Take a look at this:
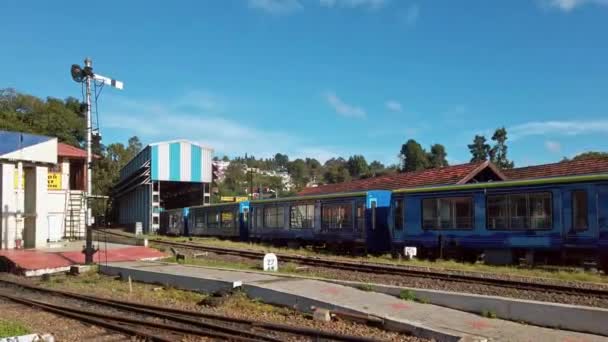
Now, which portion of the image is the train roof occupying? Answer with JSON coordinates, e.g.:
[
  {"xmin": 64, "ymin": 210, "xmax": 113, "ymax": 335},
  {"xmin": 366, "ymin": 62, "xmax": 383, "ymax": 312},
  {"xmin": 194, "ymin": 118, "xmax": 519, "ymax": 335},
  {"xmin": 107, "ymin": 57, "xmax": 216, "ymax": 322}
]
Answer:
[{"xmin": 393, "ymin": 172, "xmax": 608, "ymax": 194}]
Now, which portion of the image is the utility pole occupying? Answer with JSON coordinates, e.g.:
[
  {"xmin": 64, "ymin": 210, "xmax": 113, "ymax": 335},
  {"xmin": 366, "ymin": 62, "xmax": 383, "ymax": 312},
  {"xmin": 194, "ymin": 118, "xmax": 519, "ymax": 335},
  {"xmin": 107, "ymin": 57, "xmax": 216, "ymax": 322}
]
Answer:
[
  {"xmin": 84, "ymin": 58, "xmax": 94, "ymax": 264},
  {"xmin": 71, "ymin": 57, "xmax": 123, "ymax": 265}
]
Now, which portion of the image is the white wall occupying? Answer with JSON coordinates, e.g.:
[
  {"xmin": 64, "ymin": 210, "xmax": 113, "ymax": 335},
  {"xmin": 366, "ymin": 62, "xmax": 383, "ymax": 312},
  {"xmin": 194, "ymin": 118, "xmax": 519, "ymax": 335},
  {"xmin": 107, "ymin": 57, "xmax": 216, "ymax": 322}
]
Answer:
[{"xmin": 1, "ymin": 163, "xmax": 17, "ymax": 249}]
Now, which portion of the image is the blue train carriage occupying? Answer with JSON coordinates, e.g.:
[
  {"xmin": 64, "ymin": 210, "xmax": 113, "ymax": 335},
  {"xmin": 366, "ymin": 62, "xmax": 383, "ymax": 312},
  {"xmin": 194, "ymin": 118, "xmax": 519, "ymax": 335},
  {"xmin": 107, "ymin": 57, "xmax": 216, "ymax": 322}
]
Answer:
[
  {"xmin": 389, "ymin": 173, "xmax": 608, "ymax": 270},
  {"xmin": 248, "ymin": 190, "xmax": 391, "ymax": 253},
  {"xmin": 159, "ymin": 207, "xmax": 189, "ymax": 236},
  {"xmin": 187, "ymin": 201, "xmax": 250, "ymax": 240}
]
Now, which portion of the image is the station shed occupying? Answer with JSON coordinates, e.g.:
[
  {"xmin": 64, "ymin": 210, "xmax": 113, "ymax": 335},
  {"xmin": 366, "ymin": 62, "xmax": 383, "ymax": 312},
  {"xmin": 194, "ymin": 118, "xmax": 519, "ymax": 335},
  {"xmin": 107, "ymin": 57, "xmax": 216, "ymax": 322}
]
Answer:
[
  {"xmin": 114, "ymin": 140, "xmax": 213, "ymax": 233},
  {"xmin": 1, "ymin": 131, "xmax": 56, "ymax": 249}
]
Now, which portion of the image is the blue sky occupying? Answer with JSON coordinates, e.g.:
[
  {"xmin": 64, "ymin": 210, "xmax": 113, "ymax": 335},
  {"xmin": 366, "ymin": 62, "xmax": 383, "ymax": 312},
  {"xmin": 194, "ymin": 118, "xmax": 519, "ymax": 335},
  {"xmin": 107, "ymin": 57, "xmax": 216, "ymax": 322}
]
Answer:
[{"xmin": 1, "ymin": 0, "xmax": 607, "ymax": 166}]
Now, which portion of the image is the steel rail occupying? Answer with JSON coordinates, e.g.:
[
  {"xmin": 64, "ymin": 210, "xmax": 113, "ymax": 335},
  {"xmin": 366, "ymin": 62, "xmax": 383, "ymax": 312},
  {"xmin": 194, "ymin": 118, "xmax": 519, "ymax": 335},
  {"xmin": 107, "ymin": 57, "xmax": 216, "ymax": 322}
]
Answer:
[
  {"xmin": 93, "ymin": 228, "xmax": 608, "ymax": 298},
  {"xmin": 0, "ymin": 279, "xmax": 384, "ymax": 342},
  {"xmin": 0, "ymin": 294, "xmax": 175, "ymax": 342}
]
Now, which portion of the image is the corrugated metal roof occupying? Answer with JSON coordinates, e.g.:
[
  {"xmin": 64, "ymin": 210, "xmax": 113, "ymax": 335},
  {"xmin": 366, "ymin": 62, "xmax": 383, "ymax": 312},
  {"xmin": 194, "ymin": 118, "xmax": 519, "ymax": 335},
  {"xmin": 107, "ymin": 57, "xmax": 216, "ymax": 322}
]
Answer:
[{"xmin": 0, "ymin": 130, "xmax": 52, "ymax": 155}]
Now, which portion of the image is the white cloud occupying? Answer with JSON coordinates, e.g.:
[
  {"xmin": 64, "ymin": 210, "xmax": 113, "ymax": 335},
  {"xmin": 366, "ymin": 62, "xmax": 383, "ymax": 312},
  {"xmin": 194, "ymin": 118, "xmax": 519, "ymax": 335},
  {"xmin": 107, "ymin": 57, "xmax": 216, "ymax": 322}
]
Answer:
[
  {"xmin": 403, "ymin": 4, "xmax": 419, "ymax": 25},
  {"xmin": 248, "ymin": 0, "xmax": 303, "ymax": 15},
  {"xmin": 385, "ymin": 100, "xmax": 403, "ymax": 112},
  {"xmin": 542, "ymin": 0, "xmax": 608, "ymax": 11},
  {"xmin": 545, "ymin": 140, "xmax": 562, "ymax": 153},
  {"xmin": 324, "ymin": 91, "xmax": 366, "ymax": 118},
  {"xmin": 509, "ymin": 119, "xmax": 608, "ymax": 140},
  {"xmin": 101, "ymin": 92, "xmax": 340, "ymax": 162},
  {"xmin": 319, "ymin": 0, "xmax": 387, "ymax": 9}
]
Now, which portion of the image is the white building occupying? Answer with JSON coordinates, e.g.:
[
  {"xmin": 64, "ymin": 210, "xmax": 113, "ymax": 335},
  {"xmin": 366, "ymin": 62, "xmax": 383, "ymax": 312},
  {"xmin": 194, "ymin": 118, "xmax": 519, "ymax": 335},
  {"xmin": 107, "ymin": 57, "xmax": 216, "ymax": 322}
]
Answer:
[
  {"xmin": 0, "ymin": 131, "xmax": 90, "ymax": 249},
  {"xmin": 212, "ymin": 160, "xmax": 231, "ymax": 182}
]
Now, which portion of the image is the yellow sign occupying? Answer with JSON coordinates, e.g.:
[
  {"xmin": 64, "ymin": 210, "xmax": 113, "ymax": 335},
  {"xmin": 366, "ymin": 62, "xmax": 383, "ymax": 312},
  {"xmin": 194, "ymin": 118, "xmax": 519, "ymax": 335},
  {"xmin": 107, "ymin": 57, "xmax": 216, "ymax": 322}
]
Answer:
[
  {"xmin": 221, "ymin": 212, "xmax": 234, "ymax": 221},
  {"xmin": 221, "ymin": 196, "xmax": 249, "ymax": 202},
  {"xmin": 13, "ymin": 172, "xmax": 62, "ymax": 190},
  {"xmin": 13, "ymin": 172, "xmax": 24, "ymax": 189},
  {"xmin": 48, "ymin": 172, "xmax": 62, "ymax": 190}
]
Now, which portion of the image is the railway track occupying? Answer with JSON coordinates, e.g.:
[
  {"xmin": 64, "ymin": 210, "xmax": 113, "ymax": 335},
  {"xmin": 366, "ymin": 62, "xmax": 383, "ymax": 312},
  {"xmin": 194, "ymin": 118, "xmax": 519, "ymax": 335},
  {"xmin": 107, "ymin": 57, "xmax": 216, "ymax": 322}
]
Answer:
[
  {"xmin": 94, "ymin": 229, "xmax": 608, "ymax": 299},
  {"xmin": 0, "ymin": 278, "xmax": 382, "ymax": 342}
]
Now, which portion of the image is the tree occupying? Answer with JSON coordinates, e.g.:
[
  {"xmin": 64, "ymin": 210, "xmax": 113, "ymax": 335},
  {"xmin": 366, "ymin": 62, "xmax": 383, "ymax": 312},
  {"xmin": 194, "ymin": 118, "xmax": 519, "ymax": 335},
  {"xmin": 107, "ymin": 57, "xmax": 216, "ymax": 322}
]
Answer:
[
  {"xmin": 287, "ymin": 158, "xmax": 308, "ymax": 189},
  {"xmin": 572, "ymin": 151, "xmax": 608, "ymax": 161},
  {"xmin": 428, "ymin": 144, "xmax": 448, "ymax": 168},
  {"xmin": 468, "ymin": 135, "xmax": 491, "ymax": 162},
  {"xmin": 400, "ymin": 139, "xmax": 429, "ymax": 172},
  {"xmin": 323, "ymin": 158, "xmax": 351, "ymax": 184},
  {"xmin": 347, "ymin": 155, "xmax": 369, "ymax": 178},
  {"xmin": 274, "ymin": 153, "xmax": 289, "ymax": 170},
  {"xmin": 490, "ymin": 127, "xmax": 514, "ymax": 169}
]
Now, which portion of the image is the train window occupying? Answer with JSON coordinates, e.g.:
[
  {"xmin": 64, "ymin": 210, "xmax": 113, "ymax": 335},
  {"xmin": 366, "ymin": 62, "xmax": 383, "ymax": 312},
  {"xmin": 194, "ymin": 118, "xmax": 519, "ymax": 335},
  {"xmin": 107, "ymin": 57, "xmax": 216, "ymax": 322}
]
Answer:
[
  {"xmin": 207, "ymin": 211, "xmax": 219, "ymax": 228},
  {"xmin": 394, "ymin": 199, "xmax": 404, "ymax": 230},
  {"xmin": 322, "ymin": 203, "xmax": 353, "ymax": 230},
  {"xmin": 422, "ymin": 197, "xmax": 472, "ymax": 230},
  {"xmin": 356, "ymin": 204, "xmax": 365, "ymax": 231},
  {"xmin": 487, "ymin": 195, "xmax": 508, "ymax": 229},
  {"xmin": 221, "ymin": 211, "xmax": 234, "ymax": 229},
  {"xmin": 290, "ymin": 203, "xmax": 315, "ymax": 229},
  {"xmin": 572, "ymin": 190, "xmax": 588, "ymax": 231},
  {"xmin": 264, "ymin": 206, "xmax": 284, "ymax": 228},
  {"xmin": 255, "ymin": 208, "xmax": 263, "ymax": 228},
  {"xmin": 487, "ymin": 192, "xmax": 552, "ymax": 230},
  {"xmin": 194, "ymin": 213, "xmax": 205, "ymax": 228}
]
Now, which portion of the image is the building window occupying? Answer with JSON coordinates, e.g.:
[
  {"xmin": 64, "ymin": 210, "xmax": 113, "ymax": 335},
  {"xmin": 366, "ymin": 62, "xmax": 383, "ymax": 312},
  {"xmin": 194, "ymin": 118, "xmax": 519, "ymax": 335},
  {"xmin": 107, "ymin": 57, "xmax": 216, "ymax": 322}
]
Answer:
[
  {"xmin": 207, "ymin": 211, "xmax": 219, "ymax": 228},
  {"xmin": 264, "ymin": 206, "xmax": 284, "ymax": 228},
  {"xmin": 572, "ymin": 190, "xmax": 588, "ymax": 231},
  {"xmin": 356, "ymin": 203, "xmax": 365, "ymax": 231},
  {"xmin": 394, "ymin": 199, "xmax": 404, "ymax": 230},
  {"xmin": 221, "ymin": 211, "xmax": 234, "ymax": 229},
  {"xmin": 322, "ymin": 203, "xmax": 352, "ymax": 230},
  {"xmin": 422, "ymin": 197, "xmax": 473, "ymax": 230},
  {"xmin": 290, "ymin": 203, "xmax": 314, "ymax": 229},
  {"xmin": 487, "ymin": 192, "xmax": 552, "ymax": 230}
]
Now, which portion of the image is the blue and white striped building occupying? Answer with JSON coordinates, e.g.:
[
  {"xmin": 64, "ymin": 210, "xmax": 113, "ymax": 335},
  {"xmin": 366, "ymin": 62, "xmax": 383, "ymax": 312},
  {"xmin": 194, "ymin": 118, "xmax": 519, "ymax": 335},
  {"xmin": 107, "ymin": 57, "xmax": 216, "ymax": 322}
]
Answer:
[{"xmin": 115, "ymin": 140, "xmax": 213, "ymax": 233}]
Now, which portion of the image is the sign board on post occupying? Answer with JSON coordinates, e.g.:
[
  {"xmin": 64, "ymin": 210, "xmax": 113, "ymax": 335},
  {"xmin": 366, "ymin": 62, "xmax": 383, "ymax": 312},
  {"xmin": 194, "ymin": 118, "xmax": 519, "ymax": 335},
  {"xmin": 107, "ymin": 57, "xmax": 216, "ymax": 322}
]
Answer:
[
  {"xmin": 263, "ymin": 253, "xmax": 278, "ymax": 272},
  {"xmin": 220, "ymin": 196, "xmax": 235, "ymax": 202},
  {"xmin": 404, "ymin": 247, "xmax": 417, "ymax": 260}
]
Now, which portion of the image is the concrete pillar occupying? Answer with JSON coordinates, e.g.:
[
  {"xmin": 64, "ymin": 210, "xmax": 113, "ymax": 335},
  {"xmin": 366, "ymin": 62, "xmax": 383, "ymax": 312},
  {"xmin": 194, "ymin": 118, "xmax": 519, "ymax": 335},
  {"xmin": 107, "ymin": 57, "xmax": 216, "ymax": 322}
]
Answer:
[
  {"xmin": 35, "ymin": 166, "xmax": 49, "ymax": 247},
  {"xmin": 1, "ymin": 163, "xmax": 17, "ymax": 249}
]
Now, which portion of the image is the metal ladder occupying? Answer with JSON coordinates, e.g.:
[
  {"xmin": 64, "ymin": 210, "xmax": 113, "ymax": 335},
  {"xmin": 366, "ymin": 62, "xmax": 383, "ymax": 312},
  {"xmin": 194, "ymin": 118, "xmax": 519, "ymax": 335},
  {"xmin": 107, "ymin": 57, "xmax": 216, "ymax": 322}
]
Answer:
[{"xmin": 65, "ymin": 191, "xmax": 85, "ymax": 240}]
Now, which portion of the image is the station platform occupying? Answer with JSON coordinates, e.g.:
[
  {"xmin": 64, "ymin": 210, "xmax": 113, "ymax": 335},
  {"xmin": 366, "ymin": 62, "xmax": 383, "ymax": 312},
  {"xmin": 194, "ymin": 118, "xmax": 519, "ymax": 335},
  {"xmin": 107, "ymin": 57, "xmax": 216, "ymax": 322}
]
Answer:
[
  {"xmin": 100, "ymin": 261, "xmax": 608, "ymax": 342},
  {"xmin": 0, "ymin": 242, "xmax": 165, "ymax": 276}
]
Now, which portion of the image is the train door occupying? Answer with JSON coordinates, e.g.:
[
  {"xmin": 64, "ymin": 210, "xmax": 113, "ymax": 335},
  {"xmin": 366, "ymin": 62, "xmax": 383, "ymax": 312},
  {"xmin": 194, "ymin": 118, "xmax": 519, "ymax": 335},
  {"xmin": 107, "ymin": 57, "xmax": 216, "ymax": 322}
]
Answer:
[
  {"xmin": 392, "ymin": 198, "xmax": 405, "ymax": 240},
  {"xmin": 563, "ymin": 186, "xmax": 598, "ymax": 253}
]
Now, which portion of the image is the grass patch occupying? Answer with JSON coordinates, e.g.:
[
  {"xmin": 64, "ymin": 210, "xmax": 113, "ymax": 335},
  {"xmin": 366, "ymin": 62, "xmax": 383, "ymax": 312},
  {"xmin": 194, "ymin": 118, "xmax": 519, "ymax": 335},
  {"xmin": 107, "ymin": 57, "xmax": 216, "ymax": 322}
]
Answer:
[
  {"xmin": 38, "ymin": 267, "xmax": 206, "ymax": 304},
  {"xmin": 0, "ymin": 319, "xmax": 30, "ymax": 338},
  {"xmin": 481, "ymin": 309, "xmax": 497, "ymax": 319},
  {"xmin": 356, "ymin": 283, "xmax": 375, "ymax": 292},
  {"xmin": 399, "ymin": 289, "xmax": 417, "ymax": 301},
  {"xmin": 221, "ymin": 291, "xmax": 289, "ymax": 316}
]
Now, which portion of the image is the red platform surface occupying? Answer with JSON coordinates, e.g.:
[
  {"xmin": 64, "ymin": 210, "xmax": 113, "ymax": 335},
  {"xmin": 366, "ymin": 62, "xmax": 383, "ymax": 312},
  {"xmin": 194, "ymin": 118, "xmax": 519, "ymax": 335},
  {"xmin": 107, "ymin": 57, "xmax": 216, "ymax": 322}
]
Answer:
[
  {"xmin": 60, "ymin": 246, "xmax": 165, "ymax": 264},
  {"xmin": 0, "ymin": 246, "xmax": 165, "ymax": 275},
  {"xmin": 0, "ymin": 250, "xmax": 73, "ymax": 271}
]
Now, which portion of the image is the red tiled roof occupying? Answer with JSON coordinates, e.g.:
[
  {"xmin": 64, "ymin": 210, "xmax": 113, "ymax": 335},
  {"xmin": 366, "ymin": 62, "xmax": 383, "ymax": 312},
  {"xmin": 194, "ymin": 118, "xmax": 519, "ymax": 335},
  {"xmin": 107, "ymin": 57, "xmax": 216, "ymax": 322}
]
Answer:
[
  {"xmin": 298, "ymin": 161, "xmax": 501, "ymax": 196},
  {"xmin": 504, "ymin": 157, "xmax": 608, "ymax": 180},
  {"xmin": 58, "ymin": 142, "xmax": 87, "ymax": 159}
]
